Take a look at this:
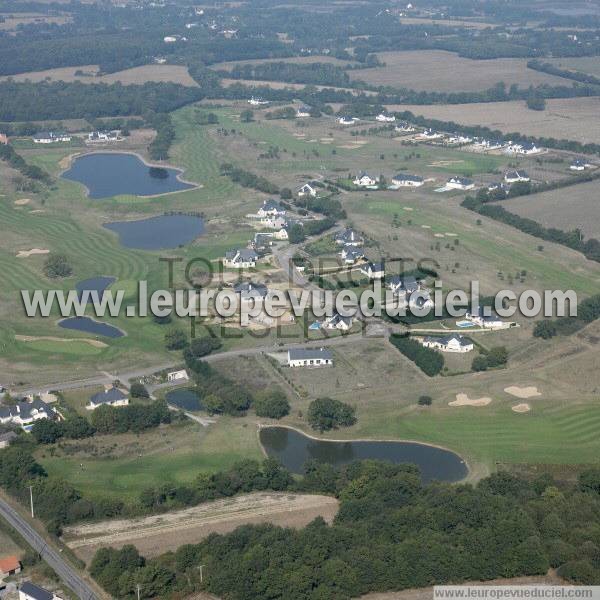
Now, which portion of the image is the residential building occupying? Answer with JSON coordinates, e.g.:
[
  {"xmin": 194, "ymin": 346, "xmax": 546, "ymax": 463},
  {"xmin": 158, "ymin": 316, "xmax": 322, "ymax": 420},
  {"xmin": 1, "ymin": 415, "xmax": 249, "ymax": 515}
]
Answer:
[
  {"xmin": 394, "ymin": 122, "xmax": 416, "ymax": 133},
  {"xmin": 337, "ymin": 116, "xmax": 356, "ymax": 125},
  {"xmin": 339, "ymin": 245, "xmax": 365, "ymax": 264},
  {"xmin": 296, "ymin": 106, "xmax": 311, "ymax": 118},
  {"xmin": 504, "ymin": 170, "xmax": 530, "ymax": 183},
  {"xmin": 477, "ymin": 139, "xmax": 505, "ymax": 151},
  {"xmin": 353, "ymin": 172, "xmax": 378, "ymax": 187},
  {"xmin": 570, "ymin": 159, "xmax": 592, "ymax": 171},
  {"xmin": 418, "ymin": 128, "xmax": 443, "ymax": 140},
  {"xmin": 19, "ymin": 582, "xmax": 62, "ymax": 600},
  {"xmin": 274, "ymin": 226, "xmax": 289, "ymax": 240},
  {"xmin": 376, "ymin": 112, "xmax": 396, "ymax": 123},
  {"xmin": 297, "ymin": 183, "xmax": 317, "ymax": 197},
  {"xmin": 233, "ymin": 281, "xmax": 268, "ymax": 302},
  {"xmin": 506, "ymin": 141, "xmax": 542, "ymax": 155},
  {"xmin": 32, "ymin": 132, "xmax": 71, "ymax": 144},
  {"xmin": 167, "ymin": 369, "xmax": 189, "ymax": 382},
  {"xmin": 361, "ymin": 261, "xmax": 385, "ymax": 280},
  {"xmin": 422, "ymin": 334, "xmax": 474, "ymax": 353},
  {"xmin": 391, "ymin": 173, "xmax": 424, "ymax": 187},
  {"xmin": 387, "ymin": 275, "xmax": 420, "ymax": 296},
  {"xmin": 87, "ymin": 387, "xmax": 129, "ymax": 411},
  {"xmin": 260, "ymin": 215, "xmax": 287, "ymax": 229},
  {"xmin": 0, "ymin": 431, "xmax": 17, "ymax": 449},
  {"xmin": 447, "ymin": 176, "xmax": 475, "ymax": 190},
  {"xmin": 87, "ymin": 130, "xmax": 119, "ymax": 143},
  {"xmin": 257, "ymin": 199, "xmax": 286, "ymax": 218},
  {"xmin": 466, "ymin": 307, "xmax": 507, "ymax": 329},
  {"xmin": 0, "ymin": 400, "xmax": 57, "ymax": 432},
  {"xmin": 335, "ymin": 228, "xmax": 364, "ymax": 246},
  {"xmin": 248, "ymin": 97, "xmax": 269, "ymax": 106},
  {"xmin": 446, "ymin": 133, "xmax": 472, "ymax": 144},
  {"xmin": 323, "ymin": 312, "xmax": 353, "ymax": 331},
  {"xmin": 224, "ymin": 248, "xmax": 259, "ymax": 268},
  {"xmin": 288, "ymin": 347, "xmax": 333, "ymax": 367},
  {"xmin": 0, "ymin": 556, "xmax": 21, "ymax": 578},
  {"xmin": 251, "ymin": 232, "xmax": 274, "ymax": 251}
]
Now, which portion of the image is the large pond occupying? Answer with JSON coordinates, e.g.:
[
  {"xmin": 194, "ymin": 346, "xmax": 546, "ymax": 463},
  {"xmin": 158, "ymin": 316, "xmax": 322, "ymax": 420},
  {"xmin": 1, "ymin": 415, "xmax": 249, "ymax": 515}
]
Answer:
[
  {"xmin": 58, "ymin": 316, "xmax": 125, "ymax": 338},
  {"xmin": 259, "ymin": 427, "xmax": 468, "ymax": 483},
  {"xmin": 165, "ymin": 388, "xmax": 203, "ymax": 411},
  {"xmin": 103, "ymin": 214, "xmax": 204, "ymax": 250},
  {"xmin": 62, "ymin": 153, "xmax": 195, "ymax": 199}
]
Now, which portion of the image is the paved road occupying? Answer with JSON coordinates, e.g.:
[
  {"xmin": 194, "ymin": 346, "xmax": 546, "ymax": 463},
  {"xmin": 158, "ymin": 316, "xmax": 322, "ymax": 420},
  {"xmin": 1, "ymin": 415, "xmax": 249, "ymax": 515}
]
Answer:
[{"xmin": 0, "ymin": 498, "xmax": 98, "ymax": 600}]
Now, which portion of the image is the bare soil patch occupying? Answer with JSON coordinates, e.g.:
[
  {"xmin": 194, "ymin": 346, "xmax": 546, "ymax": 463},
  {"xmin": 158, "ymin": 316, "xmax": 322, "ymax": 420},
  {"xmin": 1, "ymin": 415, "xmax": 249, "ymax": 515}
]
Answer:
[
  {"xmin": 504, "ymin": 386, "xmax": 541, "ymax": 399},
  {"xmin": 350, "ymin": 51, "xmax": 569, "ymax": 91},
  {"xmin": 449, "ymin": 393, "xmax": 492, "ymax": 407},
  {"xmin": 64, "ymin": 492, "xmax": 339, "ymax": 562}
]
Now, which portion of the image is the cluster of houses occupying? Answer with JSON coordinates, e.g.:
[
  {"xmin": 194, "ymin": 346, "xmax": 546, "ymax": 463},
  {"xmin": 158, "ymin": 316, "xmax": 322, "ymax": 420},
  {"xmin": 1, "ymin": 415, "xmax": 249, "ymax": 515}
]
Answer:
[{"xmin": 352, "ymin": 171, "xmax": 476, "ymax": 191}]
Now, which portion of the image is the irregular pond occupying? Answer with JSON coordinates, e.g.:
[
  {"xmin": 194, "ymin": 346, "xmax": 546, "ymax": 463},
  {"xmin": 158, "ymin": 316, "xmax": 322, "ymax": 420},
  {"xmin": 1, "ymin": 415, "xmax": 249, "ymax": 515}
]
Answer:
[
  {"xmin": 76, "ymin": 276, "xmax": 116, "ymax": 303},
  {"xmin": 259, "ymin": 427, "xmax": 468, "ymax": 483},
  {"xmin": 103, "ymin": 214, "xmax": 204, "ymax": 250},
  {"xmin": 165, "ymin": 388, "xmax": 203, "ymax": 411},
  {"xmin": 58, "ymin": 316, "xmax": 125, "ymax": 338},
  {"xmin": 62, "ymin": 153, "xmax": 195, "ymax": 199}
]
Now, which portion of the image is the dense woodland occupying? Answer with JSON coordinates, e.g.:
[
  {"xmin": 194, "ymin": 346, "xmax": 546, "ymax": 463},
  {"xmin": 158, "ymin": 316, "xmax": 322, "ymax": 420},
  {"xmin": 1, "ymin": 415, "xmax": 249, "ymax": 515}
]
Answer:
[{"xmin": 89, "ymin": 466, "xmax": 600, "ymax": 599}]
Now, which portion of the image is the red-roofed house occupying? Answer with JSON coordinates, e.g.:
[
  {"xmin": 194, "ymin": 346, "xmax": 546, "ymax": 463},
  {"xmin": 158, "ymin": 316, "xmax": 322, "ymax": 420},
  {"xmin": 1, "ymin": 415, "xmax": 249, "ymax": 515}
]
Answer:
[{"xmin": 0, "ymin": 555, "xmax": 22, "ymax": 578}]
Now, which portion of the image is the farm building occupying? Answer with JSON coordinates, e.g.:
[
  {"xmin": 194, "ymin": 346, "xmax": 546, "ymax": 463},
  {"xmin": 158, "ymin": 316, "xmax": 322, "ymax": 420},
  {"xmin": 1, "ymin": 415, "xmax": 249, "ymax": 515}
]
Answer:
[
  {"xmin": 288, "ymin": 347, "xmax": 333, "ymax": 367},
  {"xmin": 570, "ymin": 159, "xmax": 592, "ymax": 171}
]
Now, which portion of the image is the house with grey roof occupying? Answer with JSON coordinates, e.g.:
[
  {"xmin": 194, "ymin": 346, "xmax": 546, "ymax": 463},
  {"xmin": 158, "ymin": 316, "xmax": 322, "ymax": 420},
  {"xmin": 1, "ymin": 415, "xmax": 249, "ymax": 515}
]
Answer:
[
  {"xmin": 257, "ymin": 200, "xmax": 286, "ymax": 218},
  {"xmin": 353, "ymin": 172, "xmax": 378, "ymax": 187},
  {"xmin": 288, "ymin": 347, "xmax": 333, "ymax": 367},
  {"xmin": 224, "ymin": 248, "xmax": 259, "ymax": 269},
  {"xmin": 422, "ymin": 334, "xmax": 473, "ymax": 353},
  {"xmin": 0, "ymin": 399, "xmax": 57, "ymax": 432},
  {"xmin": 504, "ymin": 170, "xmax": 530, "ymax": 183},
  {"xmin": 391, "ymin": 173, "xmax": 424, "ymax": 188},
  {"xmin": 233, "ymin": 281, "xmax": 269, "ymax": 302},
  {"xmin": 339, "ymin": 245, "xmax": 366, "ymax": 265},
  {"xmin": 87, "ymin": 386, "xmax": 129, "ymax": 411},
  {"xmin": 323, "ymin": 312, "xmax": 353, "ymax": 331},
  {"xmin": 361, "ymin": 261, "xmax": 385, "ymax": 280},
  {"xmin": 19, "ymin": 581, "xmax": 62, "ymax": 600},
  {"xmin": 447, "ymin": 176, "xmax": 475, "ymax": 190},
  {"xmin": 335, "ymin": 228, "xmax": 363, "ymax": 247},
  {"xmin": 386, "ymin": 275, "xmax": 419, "ymax": 296}
]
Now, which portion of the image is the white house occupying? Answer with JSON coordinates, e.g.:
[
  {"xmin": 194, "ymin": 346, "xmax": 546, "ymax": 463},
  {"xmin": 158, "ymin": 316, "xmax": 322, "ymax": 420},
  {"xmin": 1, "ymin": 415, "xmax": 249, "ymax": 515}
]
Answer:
[
  {"xmin": 274, "ymin": 226, "xmax": 289, "ymax": 240},
  {"xmin": 361, "ymin": 261, "xmax": 385, "ymax": 280},
  {"xmin": 335, "ymin": 228, "xmax": 363, "ymax": 246},
  {"xmin": 288, "ymin": 347, "xmax": 333, "ymax": 367},
  {"xmin": 376, "ymin": 112, "xmax": 396, "ymax": 123},
  {"xmin": 447, "ymin": 176, "xmax": 475, "ymax": 190},
  {"xmin": 19, "ymin": 582, "xmax": 62, "ymax": 600},
  {"xmin": 297, "ymin": 183, "xmax": 317, "ymax": 197},
  {"xmin": 339, "ymin": 245, "xmax": 365, "ymax": 264},
  {"xmin": 224, "ymin": 248, "xmax": 259, "ymax": 268},
  {"xmin": 422, "ymin": 334, "xmax": 474, "ymax": 353},
  {"xmin": 323, "ymin": 312, "xmax": 353, "ymax": 331},
  {"xmin": 395, "ymin": 122, "xmax": 416, "ymax": 133},
  {"xmin": 248, "ymin": 97, "xmax": 269, "ymax": 106},
  {"xmin": 257, "ymin": 199, "xmax": 286, "ymax": 218},
  {"xmin": 0, "ymin": 399, "xmax": 57, "ymax": 432},
  {"xmin": 466, "ymin": 307, "xmax": 507, "ymax": 329},
  {"xmin": 337, "ymin": 116, "xmax": 357, "ymax": 125},
  {"xmin": 87, "ymin": 387, "xmax": 129, "ymax": 410},
  {"xmin": 418, "ymin": 128, "xmax": 443, "ymax": 140},
  {"xmin": 297, "ymin": 106, "xmax": 311, "ymax": 118},
  {"xmin": 570, "ymin": 159, "xmax": 592, "ymax": 171},
  {"xmin": 167, "ymin": 369, "xmax": 189, "ymax": 382},
  {"xmin": 446, "ymin": 133, "xmax": 472, "ymax": 145},
  {"xmin": 32, "ymin": 132, "xmax": 71, "ymax": 144},
  {"xmin": 391, "ymin": 173, "xmax": 424, "ymax": 187},
  {"xmin": 504, "ymin": 170, "xmax": 530, "ymax": 183},
  {"xmin": 506, "ymin": 141, "xmax": 542, "ymax": 155},
  {"xmin": 353, "ymin": 172, "xmax": 378, "ymax": 187},
  {"xmin": 477, "ymin": 139, "xmax": 505, "ymax": 151}
]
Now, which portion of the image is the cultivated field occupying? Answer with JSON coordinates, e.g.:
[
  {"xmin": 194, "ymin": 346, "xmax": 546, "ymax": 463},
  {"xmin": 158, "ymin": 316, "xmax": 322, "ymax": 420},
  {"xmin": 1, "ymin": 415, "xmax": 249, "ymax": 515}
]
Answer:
[
  {"xmin": 385, "ymin": 97, "xmax": 600, "ymax": 144},
  {"xmin": 0, "ymin": 64, "xmax": 199, "ymax": 86},
  {"xmin": 501, "ymin": 180, "xmax": 600, "ymax": 240},
  {"xmin": 212, "ymin": 55, "xmax": 358, "ymax": 71},
  {"xmin": 548, "ymin": 56, "xmax": 600, "ymax": 77},
  {"xmin": 349, "ymin": 51, "xmax": 570, "ymax": 91},
  {"xmin": 0, "ymin": 13, "xmax": 71, "ymax": 31},
  {"xmin": 63, "ymin": 492, "xmax": 339, "ymax": 562}
]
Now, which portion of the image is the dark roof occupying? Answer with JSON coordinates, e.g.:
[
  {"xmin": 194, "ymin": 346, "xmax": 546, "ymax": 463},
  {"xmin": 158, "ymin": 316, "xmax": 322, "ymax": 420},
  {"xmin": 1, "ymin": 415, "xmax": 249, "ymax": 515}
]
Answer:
[
  {"xmin": 388, "ymin": 275, "xmax": 418, "ymax": 293},
  {"xmin": 0, "ymin": 400, "xmax": 53, "ymax": 420},
  {"xmin": 233, "ymin": 282, "xmax": 268, "ymax": 297},
  {"xmin": 90, "ymin": 387, "xmax": 127, "ymax": 405},
  {"xmin": 392, "ymin": 173, "xmax": 423, "ymax": 182},
  {"xmin": 288, "ymin": 347, "xmax": 333, "ymax": 361},
  {"xmin": 20, "ymin": 582, "xmax": 54, "ymax": 600}
]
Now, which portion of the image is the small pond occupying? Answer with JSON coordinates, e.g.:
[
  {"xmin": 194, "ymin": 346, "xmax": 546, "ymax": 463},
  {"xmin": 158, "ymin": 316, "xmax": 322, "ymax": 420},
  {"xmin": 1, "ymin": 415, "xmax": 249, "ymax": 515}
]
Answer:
[
  {"xmin": 58, "ymin": 316, "xmax": 125, "ymax": 338},
  {"xmin": 103, "ymin": 214, "xmax": 204, "ymax": 250},
  {"xmin": 76, "ymin": 276, "xmax": 116, "ymax": 303},
  {"xmin": 259, "ymin": 427, "xmax": 468, "ymax": 483},
  {"xmin": 62, "ymin": 153, "xmax": 195, "ymax": 199},
  {"xmin": 165, "ymin": 388, "xmax": 203, "ymax": 411}
]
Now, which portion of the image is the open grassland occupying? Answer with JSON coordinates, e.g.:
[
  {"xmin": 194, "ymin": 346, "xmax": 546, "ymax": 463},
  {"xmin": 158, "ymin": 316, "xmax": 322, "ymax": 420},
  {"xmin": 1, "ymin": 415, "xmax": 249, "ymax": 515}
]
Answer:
[
  {"xmin": 0, "ymin": 64, "xmax": 198, "ymax": 86},
  {"xmin": 548, "ymin": 56, "xmax": 600, "ymax": 78},
  {"xmin": 37, "ymin": 418, "xmax": 263, "ymax": 501},
  {"xmin": 384, "ymin": 97, "xmax": 600, "ymax": 144},
  {"xmin": 501, "ymin": 180, "xmax": 600, "ymax": 240},
  {"xmin": 350, "ymin": 51, "xmax": 570, "ymax": 91}
]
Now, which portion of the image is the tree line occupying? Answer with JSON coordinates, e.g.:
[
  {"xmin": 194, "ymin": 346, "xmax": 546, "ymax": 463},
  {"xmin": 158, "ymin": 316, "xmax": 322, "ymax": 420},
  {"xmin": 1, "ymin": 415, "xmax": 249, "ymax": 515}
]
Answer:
[{"xmin": 389, "ymin": 334, "xmax": 445, "ymax": 377}]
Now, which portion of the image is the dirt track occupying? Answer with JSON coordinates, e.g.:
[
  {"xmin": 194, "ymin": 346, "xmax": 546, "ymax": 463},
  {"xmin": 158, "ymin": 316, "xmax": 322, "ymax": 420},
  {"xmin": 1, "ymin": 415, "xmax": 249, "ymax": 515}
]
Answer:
[{"xmin": 63, "ymin": 492, "xmax": 339, "ymax": 562}]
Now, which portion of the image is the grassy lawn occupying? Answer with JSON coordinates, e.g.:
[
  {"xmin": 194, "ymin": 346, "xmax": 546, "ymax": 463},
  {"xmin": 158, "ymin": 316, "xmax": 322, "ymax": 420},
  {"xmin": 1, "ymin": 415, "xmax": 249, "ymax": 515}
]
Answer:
[{"xmin": 37, "ymin": 418, "xmax": 263, "ymax": 501}]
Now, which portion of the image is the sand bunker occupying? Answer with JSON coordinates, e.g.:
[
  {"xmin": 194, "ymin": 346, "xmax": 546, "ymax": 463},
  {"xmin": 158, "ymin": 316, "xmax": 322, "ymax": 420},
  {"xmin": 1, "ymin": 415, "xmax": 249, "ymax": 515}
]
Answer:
[
  {"xmin": 504, "ymin": 386, "xmax": 541, "ymax": 399},
  {"xmin": 421, "ymin": 225, "xmax": 431, "ymax": 229},
  {"xmin": 449, "ymin": 393, "xmax": 492, "ymax": 407},
  {"xmin": 512, "ymin": 403, "xmax": 531, "ymax": 413},
  {"xmin": 16, "ymin": 335, "xmax": 108, "ymax": 348},
  {"xmin": 434, "ymin": 233, "xmax": 445, "ymax": 238},
  {"xmin": 14, "ymin": 198, "xmax": 31, "ymax": 205},
  {"xmin": 403, "ymin": 207, "xmax": 413, "ymax": 211},
  {"xmin": 29, "ymin": 209, "xmax": 45, "ymax": 214},
  {"xmin": 445, "ymin": 232, "xmax": 458, "ymax": 237},
  {"xmin": 16, "ymin": 248, "xmax": 49, "ymax": 258}
]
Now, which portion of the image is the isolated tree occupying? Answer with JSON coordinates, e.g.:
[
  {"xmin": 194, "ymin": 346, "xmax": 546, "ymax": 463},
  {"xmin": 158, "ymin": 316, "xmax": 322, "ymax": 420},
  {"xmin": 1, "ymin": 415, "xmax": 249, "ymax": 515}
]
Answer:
[
  {"xmin": 254, "ymin": 389, "xmax": 290, "ymax": 419},
  {"xmin": 130, "ymin": 382, "xmax": 149, "ymax": 399},
  {"xmin": 307, "ymin": 397, "xmax": 356, "ymax": 431},
  {"xmin": 472, "ymin": 356, "xmax": 488, "ymax": 372},
  {"xmin": 240, "ymin": 109, "xmax": 254, "ymax": 123}
]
